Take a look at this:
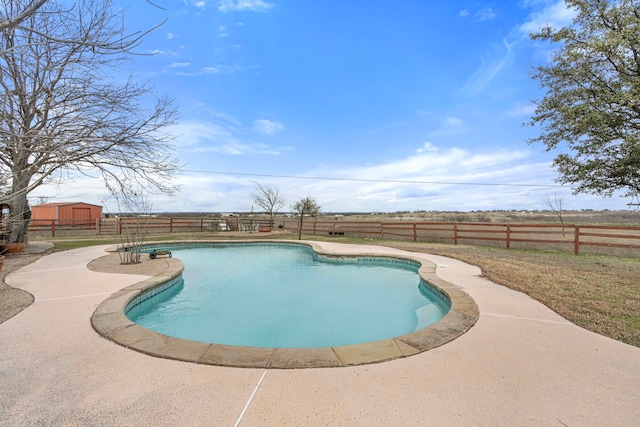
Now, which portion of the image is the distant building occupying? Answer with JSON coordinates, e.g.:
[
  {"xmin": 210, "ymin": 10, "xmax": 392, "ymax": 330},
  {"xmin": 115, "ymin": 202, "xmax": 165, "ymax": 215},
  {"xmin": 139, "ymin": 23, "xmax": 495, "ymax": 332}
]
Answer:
[{"xmin": 31, "ymin": 202, "xmax": 103, "ymax": 225}]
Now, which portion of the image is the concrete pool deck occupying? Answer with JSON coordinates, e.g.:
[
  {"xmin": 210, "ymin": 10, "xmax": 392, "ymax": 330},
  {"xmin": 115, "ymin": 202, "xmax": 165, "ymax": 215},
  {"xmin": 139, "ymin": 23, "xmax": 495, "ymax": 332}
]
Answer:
[{"xmin": 1, "ymin": 242, "xmax": 639, "ymax": 426}]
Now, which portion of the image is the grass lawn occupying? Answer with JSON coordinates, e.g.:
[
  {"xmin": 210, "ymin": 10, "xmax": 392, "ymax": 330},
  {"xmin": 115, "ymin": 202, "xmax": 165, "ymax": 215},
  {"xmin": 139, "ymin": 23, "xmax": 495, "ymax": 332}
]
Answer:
[
  {"xmin": 380, "ymin": 241, "xmax": 640, "ymax": 348},
  {"xmin": 38, "ymin": 232, "xmax": 640, "ymax": 348}
]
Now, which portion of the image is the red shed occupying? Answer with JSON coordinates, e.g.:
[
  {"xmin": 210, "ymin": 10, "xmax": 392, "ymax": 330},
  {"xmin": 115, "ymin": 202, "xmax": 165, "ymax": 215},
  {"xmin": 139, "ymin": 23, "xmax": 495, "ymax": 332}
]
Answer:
[{"xmin": 31, "ymin": 202, "xmax": 103, "ymax": 225}]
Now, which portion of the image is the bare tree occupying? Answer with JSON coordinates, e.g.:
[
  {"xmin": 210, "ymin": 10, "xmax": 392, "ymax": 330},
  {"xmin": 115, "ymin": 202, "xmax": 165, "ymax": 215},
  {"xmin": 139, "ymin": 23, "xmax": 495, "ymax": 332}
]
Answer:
[
  {"xmin": 115, "ymin": 189, "xmax": 152, "ymax": 265},
  {"xmin": 629, "ymin": 192, "xmax": 640, "ymax": 211},
  {"xmin": 0, "ymin": 1, "xmax": 164, "ymax": 49},
  {"xmin": 545, "ymin": 192, "xmax": 566, "ymax": 237},
  {"xmin": 34, "ymin": 196, "xmax": 49, "ymax": 205},
  {"xmin": 0, "ymin": 0, "xmax": 47, "ymax": 33},
  {"xmin": 0, "ymin": 0, "xmax": 179, "ymax": 244},
  {"xmin": 251, "ymin": 182, "xmax": 285, "ymax": 228},
  {"xmin": 292, "ymin": 195, "xmax": 320, "ymax": 240}
]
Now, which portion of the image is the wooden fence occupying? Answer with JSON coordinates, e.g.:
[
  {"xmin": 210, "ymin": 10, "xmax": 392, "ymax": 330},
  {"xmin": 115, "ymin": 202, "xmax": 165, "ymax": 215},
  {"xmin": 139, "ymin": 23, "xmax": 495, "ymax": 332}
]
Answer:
[
  {"xmin": 29, "ymin": 217, "xmax": 243, "ymax": 237},
  {"xmin": 281, "ymin": 219, "xmax": 640, "ymax": 257},
  {"xmin": 27, "ymin": 217, "xmax": 640, "ymax": 257}
]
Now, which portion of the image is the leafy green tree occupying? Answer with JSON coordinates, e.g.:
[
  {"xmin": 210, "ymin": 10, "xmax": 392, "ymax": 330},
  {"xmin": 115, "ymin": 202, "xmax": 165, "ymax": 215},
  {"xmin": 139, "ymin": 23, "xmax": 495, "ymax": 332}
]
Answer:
[
  {"xmin": 291, "ymin": 195, "xmax": 321, "ymax": 240},
  {"xmin": 527, "ymin": 0, "xmax": 640, "ymax": 200}
]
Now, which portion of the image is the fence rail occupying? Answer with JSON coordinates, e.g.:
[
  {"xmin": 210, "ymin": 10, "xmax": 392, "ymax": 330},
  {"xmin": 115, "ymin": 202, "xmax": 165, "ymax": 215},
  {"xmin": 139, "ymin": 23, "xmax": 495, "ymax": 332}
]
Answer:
[
  {"xmin": 26, "ymin": 217, "xmax": 640, "ymax": 257},
  {"xmin": 28, "ymin": 217, "xmax": 267, "ymax": 237},
  {"xmin": 281, "ymin": 219, "xmax": 640, "ymax": 257}
]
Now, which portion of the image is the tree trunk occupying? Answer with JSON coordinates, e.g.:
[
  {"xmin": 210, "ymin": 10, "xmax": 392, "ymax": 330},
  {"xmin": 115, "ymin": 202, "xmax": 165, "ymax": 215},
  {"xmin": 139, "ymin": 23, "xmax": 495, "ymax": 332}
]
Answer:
[
  {"xmin": 297, "ymin": 212, "xmax": 304, "ymax": 240},
  {"xmin": 6, "ymin": 172, "xmax": 32, "ymax": 244}
]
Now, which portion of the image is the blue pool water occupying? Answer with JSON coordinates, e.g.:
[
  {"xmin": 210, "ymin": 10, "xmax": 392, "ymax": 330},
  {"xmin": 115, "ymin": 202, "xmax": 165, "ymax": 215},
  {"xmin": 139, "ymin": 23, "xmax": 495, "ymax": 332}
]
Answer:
[{"xmin": 127, "ymin": 243, "xmax": 449, "ymax": 348}]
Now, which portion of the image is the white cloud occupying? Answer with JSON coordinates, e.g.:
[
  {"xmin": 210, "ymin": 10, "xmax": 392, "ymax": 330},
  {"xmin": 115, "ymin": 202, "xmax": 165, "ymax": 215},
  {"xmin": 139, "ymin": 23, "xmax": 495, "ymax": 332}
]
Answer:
[
  {"xmin": 194, "ymin": 1, "xmax": 206, "ymax": 9},
  {"xmin": 425, "ymin": 115, "xmax": 467, "ymax": 138},
  {"xmin": 170, "ymin": 120, "xmax": 238, "ymax": 149},
  {"xmin": 183, "ymin": 144, "xmax": 556, "ymax": 212},
  {"xmin": 193, "ymin": 105, "xmax": 243, "ymax": 128},
  {"xmin": 166, "ymin": 33, "xmax": 177, "ymax": 40},
  {"xmin": 169, "ymin": 118, "xmax": 282, "ymax": 157},
  {"xmin": 475, "ymin": 7, "xmax": 497, "ymax": 22},
  {"xmin": 459, "ymin": 38, "xmax": 515, "ymax": 95},
  {"xmin": 258, "ymin": 145, "xmax": 563, "ymax": 213},
  {"xmin": 253, "ymin": 119, "xmax": 284, "ymax": 135},
  {"xmin": 168, "ymin": 62, "xmax": 191, "ymax": 68},
  {"xmin": 444, "ymin": 116, "xmax": 463, "ymax": 127},
  {"xmin": 458, "ymin": 6, "xmax": 497, "ymax": 22},
  {"xmin": 218, "ymin": 0, "xmax": 274, "ymax": 13},
  {"xmin": 32, "ymin": 141, "xmax": 629, "ymax": 213},
  {"xmin": 416, "ymin": 142, "xmax": 438, "ymax": 154},
  {"xmin": 519, "ymin": 0, "xmax": 576, "ymax": 35},
  {"xmin": 174, "ymin": 64, "xmax": 259, "ymax": 76},
  {"xmin": 505, "ymin": 102, "xmax": 537, "ymax": 117},
  {"xmin": 201, "ymin": 65, "xmax": 241, "ymax": 74}
]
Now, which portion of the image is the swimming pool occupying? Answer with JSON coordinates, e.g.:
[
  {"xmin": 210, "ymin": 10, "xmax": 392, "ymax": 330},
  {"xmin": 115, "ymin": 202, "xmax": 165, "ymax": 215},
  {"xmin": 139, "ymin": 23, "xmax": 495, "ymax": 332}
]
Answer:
[
  {"xmin": 126, "ymin": 243, "xmax": 449, "ymax": 348},
  {"xmin": 92, "ymin": 240, "xmax": 479, "ymax": 368}
]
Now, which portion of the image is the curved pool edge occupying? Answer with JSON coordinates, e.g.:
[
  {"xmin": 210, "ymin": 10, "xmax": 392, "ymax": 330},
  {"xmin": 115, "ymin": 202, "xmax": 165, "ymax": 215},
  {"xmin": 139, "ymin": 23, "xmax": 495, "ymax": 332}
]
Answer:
[{"xmin": 91, "ymin": 240, "xmax": 479, "ymax": 369}]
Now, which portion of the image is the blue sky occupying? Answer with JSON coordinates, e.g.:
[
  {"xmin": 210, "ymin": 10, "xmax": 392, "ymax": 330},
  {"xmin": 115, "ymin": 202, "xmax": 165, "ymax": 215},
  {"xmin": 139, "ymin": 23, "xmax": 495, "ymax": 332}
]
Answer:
[{"xmin": 36, "ymin": 0, "xmax": 634, "ymax": 213}]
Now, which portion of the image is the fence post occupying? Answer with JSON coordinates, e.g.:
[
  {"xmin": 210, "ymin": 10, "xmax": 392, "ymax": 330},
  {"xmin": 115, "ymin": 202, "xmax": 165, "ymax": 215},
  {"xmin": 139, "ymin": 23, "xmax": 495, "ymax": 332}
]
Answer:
[
  {"xmin": 506, "ymin": 224, "xmax": 511, "ymax": 249},
  {"xmin": 453, "ymin": 223, "xmax": 458, "ymax": 245},
  {"xmin": 413, "ymin": 223, "xmax": 417, "ymax": 242},
  {"xmin": 96, "ymin": 218, "xmax": 100, "ymax": 235},
  {"xmin": 574, "ymin": 226, "xmax": 580, "ymax": 254},
  {"xmin": 381, "ymin": 222, "xmax": 384, "ymax": 240},
  {"xmin": 51, "ymin": 220, "xmax": 55, "ymax": 238},
  {"xmin": 169, "ymin": 217, "xmax": 173, "ymax": 233}
]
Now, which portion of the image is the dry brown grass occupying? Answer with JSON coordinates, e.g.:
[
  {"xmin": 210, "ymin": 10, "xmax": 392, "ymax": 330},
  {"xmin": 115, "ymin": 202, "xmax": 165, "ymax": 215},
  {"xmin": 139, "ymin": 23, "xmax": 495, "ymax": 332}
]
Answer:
[
  {"xmin": 377, "ymin": 240, "xmax": 640, "ymax": 348},
  {"xmin": 0, "ymin": 254, "xmax": 42, "ymax": 323}
]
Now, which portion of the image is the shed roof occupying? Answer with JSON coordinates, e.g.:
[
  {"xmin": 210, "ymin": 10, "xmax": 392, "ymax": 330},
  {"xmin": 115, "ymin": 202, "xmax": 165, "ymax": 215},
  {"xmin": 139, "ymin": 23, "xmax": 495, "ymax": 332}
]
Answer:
[{"xmin": 33, "ymin": 202, "xmax": 103, "ymax": 208}]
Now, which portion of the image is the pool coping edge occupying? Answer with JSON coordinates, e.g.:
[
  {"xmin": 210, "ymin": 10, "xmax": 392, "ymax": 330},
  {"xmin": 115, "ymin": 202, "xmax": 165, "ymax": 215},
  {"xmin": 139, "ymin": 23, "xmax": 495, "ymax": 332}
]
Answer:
[{"xmin": 91, "ymin": 240, "xmax": 479, "ymax": 369}]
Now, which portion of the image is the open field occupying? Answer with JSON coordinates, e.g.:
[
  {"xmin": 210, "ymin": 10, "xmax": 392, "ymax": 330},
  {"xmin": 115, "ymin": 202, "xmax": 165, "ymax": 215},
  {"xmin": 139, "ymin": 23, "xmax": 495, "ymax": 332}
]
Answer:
[
  {"xmin": 339, "ymin": 209, "xmax": 640, "ymax": 225},
  {"xmin": 4, "ymin": 231, "xmax": 639, "ymax": 349},
  {"xmin": 154, "ymin": 209, "xmax": 640, "ymax": 225}
]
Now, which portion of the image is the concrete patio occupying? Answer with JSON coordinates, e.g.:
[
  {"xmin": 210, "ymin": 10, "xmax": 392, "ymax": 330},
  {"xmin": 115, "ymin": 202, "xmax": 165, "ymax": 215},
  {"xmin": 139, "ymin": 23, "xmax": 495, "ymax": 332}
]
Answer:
[{"xmin": 1, "ymin": 242, "xmax": 639, "ymax": 426}]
